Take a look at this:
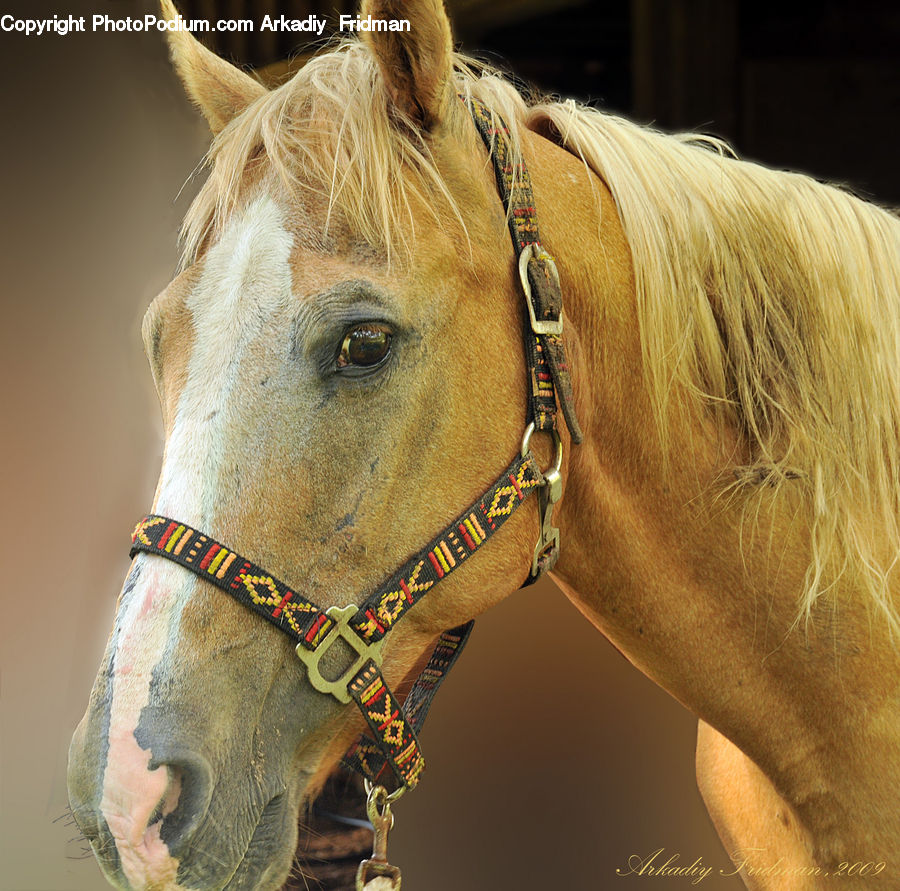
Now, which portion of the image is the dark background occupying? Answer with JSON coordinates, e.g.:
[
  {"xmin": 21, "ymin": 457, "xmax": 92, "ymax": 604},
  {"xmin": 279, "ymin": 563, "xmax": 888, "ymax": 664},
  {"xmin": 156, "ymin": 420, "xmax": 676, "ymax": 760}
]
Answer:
[
  {"xmin": 2, "ymin": 2, "xmax": 898, "ymax": 890},
  {"xmin": 185, "ymin": 0, "xmax": 900, "ymax": 204}
]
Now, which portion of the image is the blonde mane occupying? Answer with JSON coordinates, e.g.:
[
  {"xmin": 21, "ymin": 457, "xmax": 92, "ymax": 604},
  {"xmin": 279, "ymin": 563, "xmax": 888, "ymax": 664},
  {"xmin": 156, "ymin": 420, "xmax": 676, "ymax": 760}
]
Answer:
[{"xmin": 183, "ymin": 39, "xmax": 900, "ymax": 634}]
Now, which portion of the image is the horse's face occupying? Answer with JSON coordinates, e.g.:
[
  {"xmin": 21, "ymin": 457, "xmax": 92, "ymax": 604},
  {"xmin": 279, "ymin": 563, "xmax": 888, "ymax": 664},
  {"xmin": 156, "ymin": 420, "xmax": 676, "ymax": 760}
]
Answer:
[{"xmin": 68, "ymin": 3, "xmax": 539, "ymax": 890}]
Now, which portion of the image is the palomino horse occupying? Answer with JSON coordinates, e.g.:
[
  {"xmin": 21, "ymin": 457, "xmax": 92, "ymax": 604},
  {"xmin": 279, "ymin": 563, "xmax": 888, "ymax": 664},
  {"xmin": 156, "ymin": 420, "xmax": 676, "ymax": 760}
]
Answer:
[{"xmin": 68, "ymin": 0, "xmax": 900, "ymax": 889}]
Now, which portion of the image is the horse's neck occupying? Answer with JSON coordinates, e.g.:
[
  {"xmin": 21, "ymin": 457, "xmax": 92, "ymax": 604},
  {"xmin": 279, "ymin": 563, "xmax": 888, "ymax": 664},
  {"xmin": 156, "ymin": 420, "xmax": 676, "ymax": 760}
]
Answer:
[{"xmin": 524, "ymin": 127, "xmax": 900, "ymax": 860}]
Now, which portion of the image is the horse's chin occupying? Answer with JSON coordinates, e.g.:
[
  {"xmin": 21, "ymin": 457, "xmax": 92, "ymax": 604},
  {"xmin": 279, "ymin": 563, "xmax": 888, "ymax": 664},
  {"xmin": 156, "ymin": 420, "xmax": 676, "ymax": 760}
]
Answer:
[{"xmin": 216, "ymin": 791, "xmax": 299, "ymax": 891}]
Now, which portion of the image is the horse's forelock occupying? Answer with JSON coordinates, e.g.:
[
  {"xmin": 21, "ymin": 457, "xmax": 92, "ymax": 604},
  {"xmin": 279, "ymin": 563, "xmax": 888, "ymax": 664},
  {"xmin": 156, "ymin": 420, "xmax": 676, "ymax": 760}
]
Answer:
[{"xmin": 179, "ymin": 41, "xmax": 534, "ymax": 272}]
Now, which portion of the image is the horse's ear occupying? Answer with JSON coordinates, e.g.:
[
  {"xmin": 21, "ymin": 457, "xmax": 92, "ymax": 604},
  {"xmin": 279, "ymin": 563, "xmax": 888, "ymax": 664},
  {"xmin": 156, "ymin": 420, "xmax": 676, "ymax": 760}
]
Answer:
[
  {"xmin": 161, "ymin": 0, "xmax": 266, "ymax": 134},
  {"xmin": 360, "ymin": 0, "xmax": 455, "ymax": 130}
]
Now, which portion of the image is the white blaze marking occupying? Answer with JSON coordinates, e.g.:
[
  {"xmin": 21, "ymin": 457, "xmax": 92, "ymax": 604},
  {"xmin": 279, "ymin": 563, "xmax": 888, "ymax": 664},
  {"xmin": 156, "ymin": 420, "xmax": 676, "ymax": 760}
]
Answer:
[
  {"xmin": 101, "ymin": 195, "xmax": 294, "ymax": 888},
  {"xmin": 156, "ymin": 194, "xmax": 294, "ymax": 524}
]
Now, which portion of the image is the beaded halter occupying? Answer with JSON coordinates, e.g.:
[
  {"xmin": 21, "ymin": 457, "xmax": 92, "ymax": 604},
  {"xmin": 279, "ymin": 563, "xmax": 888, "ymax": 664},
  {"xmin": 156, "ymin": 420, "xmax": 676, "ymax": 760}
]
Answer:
[{"xmin": 129, "ymin": 97, "xmax": 582, "ymax": 799}]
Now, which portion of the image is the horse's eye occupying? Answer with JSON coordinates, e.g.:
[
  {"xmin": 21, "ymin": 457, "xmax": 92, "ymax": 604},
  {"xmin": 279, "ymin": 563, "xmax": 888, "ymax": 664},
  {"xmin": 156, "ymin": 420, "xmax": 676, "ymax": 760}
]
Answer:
[{"xmin": 337, "ymin": 324, "xmax": 393, "ymax": 369}]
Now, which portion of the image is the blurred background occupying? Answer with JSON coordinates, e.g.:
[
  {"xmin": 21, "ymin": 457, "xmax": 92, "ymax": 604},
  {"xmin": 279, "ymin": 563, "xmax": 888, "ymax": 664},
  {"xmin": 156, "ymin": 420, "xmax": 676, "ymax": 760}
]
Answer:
[{"xmin": 2, "ymin": 1, "xmax": 898, "ymax": 890}]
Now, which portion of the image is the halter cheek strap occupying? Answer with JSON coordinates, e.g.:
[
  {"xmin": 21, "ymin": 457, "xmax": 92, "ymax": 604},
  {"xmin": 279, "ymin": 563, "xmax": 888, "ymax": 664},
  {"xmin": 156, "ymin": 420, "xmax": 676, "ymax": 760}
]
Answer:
[
  {"xmin": 467, "ymin": 96, "xmax": 583, "ymax": 447},
  {"xmin": 128, "ymin": 100, "xmax": 581, "ymax": 794}
]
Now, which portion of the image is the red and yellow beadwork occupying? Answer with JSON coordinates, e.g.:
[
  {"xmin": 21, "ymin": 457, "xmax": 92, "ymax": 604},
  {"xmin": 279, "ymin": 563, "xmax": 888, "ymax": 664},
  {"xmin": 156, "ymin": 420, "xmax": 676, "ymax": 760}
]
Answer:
[{"xmin": 352, "ymin": 455, "xmax": 541, "ymax": 642}]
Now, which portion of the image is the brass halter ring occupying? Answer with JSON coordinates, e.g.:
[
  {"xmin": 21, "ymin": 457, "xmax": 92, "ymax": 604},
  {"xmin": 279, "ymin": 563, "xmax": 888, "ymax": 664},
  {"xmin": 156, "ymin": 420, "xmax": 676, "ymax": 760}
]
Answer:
[{"xmin": 521, "ymin": 420, "xmax": 563, "ymax": 472}]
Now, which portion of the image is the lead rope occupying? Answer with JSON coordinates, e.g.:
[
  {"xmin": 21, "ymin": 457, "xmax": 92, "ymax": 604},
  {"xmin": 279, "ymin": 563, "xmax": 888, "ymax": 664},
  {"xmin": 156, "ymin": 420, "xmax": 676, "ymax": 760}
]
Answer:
[{"xmin": 129, "ymin": 99, "xmax": 582, "ymax": 891}]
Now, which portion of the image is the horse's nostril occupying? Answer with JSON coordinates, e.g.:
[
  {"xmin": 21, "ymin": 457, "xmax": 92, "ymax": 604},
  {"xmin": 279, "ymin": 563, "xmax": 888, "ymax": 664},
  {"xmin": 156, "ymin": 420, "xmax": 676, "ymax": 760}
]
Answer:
[
  {"xmin": 150, "ymin": 754, "xmax": 213, "ymax": 858},
  {"xmin": 147, "ymin": 764, "xmax": 181, "ymax": 827}
]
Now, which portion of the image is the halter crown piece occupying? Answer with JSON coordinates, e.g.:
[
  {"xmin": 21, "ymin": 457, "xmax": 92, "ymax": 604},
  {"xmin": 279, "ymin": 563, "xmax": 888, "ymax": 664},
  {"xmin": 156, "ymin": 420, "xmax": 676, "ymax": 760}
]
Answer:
[{"xmin": 128, "ymin": 98, "xmax": 581, "ymax": 885}]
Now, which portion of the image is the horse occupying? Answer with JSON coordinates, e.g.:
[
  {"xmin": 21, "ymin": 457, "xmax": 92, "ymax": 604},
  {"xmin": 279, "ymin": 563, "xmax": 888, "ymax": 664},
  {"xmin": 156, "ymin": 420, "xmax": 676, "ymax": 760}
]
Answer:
[{"xmin": 67, "ymin": 0, "xmax": 900, "ymax": 889}]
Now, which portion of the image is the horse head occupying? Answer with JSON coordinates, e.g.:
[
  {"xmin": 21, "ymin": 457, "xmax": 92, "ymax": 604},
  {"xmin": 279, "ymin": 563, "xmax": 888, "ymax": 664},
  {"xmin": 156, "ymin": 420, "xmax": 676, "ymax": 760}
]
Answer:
[{"xmin": 67, "ymin": 2, "xmax": 573, "ymax": 888}]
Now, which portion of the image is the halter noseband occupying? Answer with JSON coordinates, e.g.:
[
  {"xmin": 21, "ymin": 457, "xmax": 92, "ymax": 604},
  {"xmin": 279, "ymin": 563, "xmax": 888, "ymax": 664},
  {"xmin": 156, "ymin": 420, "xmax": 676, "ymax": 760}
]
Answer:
[{"xmin": 128, "ymin": 98, "xmax": 582, "ymax": 798}]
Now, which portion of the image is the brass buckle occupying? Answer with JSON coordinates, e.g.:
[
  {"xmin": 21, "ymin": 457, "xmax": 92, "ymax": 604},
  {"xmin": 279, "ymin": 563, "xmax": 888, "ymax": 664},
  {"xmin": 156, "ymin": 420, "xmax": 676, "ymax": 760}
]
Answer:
[
  {"xmin": 521, "ymin": 422, "xmax": 564, "ymax": 576},
  {"xmin": 295, "ymin": 604, "xmax": 385, "ymax": 704},
  {"xmin": 518, "ymin": 243, "xmax": 564, "ymax": 336}
]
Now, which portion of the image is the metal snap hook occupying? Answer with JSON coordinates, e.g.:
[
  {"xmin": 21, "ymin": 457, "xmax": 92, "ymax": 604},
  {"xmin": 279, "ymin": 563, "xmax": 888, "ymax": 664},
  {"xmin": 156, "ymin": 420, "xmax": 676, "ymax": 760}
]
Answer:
[
  {"xmin": 357, "ymin": 783, "xmax": 403, "ymax": 890},
  {"xmin": 521, "ymin": 422, "xmax": 564, "ymax": 577}
]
